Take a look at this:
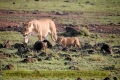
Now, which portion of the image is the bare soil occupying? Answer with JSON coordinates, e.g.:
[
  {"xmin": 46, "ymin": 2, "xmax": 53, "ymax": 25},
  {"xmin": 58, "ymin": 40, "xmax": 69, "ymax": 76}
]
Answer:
[{"xmin": 0, "ymin": 9, "xmax": 120, "ymax": 34}]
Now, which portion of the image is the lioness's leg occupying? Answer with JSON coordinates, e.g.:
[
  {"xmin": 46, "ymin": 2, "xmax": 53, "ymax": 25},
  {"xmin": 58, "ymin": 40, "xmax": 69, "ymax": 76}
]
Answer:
[
  {"xmin": 50, "ymin": 32, "xmax": 57, "ymax": 41},
  {"xmin": 23, "ymin": 36, "xmax": 29, "ymax": 43},
  {"xmin": 43, "ymin": 33, "xmax": 48, "ymax": 40},
  {"xmin": 38, "ymin": 35, "xmax": 42, "ymax": 41},
  {"xmin": 53, "ymin": 33, "xmax": 57, "ymax": 41},
  {"xmin": 45, "ymin": 36, "xmax": 48, "ymax": 40}
]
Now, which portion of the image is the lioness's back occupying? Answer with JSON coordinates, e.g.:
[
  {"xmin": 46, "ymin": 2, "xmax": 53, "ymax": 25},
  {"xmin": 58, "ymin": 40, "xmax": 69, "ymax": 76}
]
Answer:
[
  {"xmin": 38, "ymin": 18, "xmax": 56, "ymax": 31},
  {"xmin": 38, "ymin": 18, "xmax": 54, "ymax": 25}
]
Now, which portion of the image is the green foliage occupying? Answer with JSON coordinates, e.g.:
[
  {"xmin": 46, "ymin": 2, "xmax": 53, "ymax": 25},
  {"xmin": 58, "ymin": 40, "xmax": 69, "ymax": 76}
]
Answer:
[{"xmin": 79, "ymin": 27, "xmax": 90, "ymax": 36}]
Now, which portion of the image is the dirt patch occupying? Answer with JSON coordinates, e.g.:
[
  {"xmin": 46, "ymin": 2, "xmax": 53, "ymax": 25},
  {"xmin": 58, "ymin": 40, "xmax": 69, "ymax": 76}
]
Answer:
[{"xmin": 0, "ymin": 9, "xmax": 120, "ymax": 34}]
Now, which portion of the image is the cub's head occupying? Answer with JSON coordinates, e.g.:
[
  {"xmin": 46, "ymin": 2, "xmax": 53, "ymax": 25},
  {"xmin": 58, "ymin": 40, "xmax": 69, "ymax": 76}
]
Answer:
[
  {"xmin": 56, "ymin": 36, "xmax": 64, "ymax": 44},
  {"xmin": 22, "ymin": 22, "xmax": 34, "ymax": 37}
]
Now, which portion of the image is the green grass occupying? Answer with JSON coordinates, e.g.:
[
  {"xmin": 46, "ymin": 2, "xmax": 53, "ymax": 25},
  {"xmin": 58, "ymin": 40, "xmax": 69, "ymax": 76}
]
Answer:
[
  {"xmin": 0, "ymin": 31, "xmax": 38, "ymax": 45},
  {"xmin": 0, "ymin": 0, "xmax": 120, "ymax": 26},
  {"xmin": 0, "ymin": 0, "xmax": 120, "ymax": 13},
  {"xmin": 0, "ymin": 31, "xmax": 22, "ymax": 44},
  {"xmin": 0, "ymin": 0, "xmax": 120, "ymax": 79},
  {"xmin": 0, "ymin": 31, "xmax": 120, "ymax": 80}
]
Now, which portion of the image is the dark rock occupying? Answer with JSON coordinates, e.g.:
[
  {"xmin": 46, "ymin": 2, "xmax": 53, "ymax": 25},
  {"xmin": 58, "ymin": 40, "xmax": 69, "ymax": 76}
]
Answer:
[
  {"xmin": 82, "ymin": 43, "xmax": 93, "ymax": 49},
  {"xmin": 39, "ymin": 52, "xmax": 47, "ymax": 57},
  {"xmin": 4, "ymin": 40, "xmax": 11, "ymax": 48},
  {"xmin": 103, "ymin": 77, "xmax": 110, "ymax": 80},
  {"xmin": 42, "ymin": 40, "xmax": 52, "ymax": 48},
  {"xmin": 62, "ymin": 47, "xmax": 69, "ymax": 51},
  {"xmin": 87, "ymin": 49, "xmax": 95, "ymax": 54},
  {"xmin": 21, "ymin": 57, "xmax": 35, "ymax": 63},
  {"xmin": 69, "ymin": 49, "xmax": 78, "ymax": 52},
  {"xmin": 14, "ymin": 43, "xmax": 27, "ymax": 48},
  {"xmin": 77, "ymin": 77, "xmax": 82, "ymax": 80},
  {"xmin": 55, "ymin": 11, "xmax": 64, "ymax": 15},
  {"xmin": 64, "ymin": 57, "xmax": 72, "ymax": 61},
  {"xmin": 69, "ymin": 66, "xmax": 79, "ymax": 70},
  {"xmin": 35, "ymin": 0, "xmax": 39, "ymax": 1},
  {"xmin": 113, "ymin": 77, "xmax": 117, "ymax": 80},
  {"xmin": 65, "ymin": 27, "xmax": 79, "ymax": 37},
  {"xmin": 0, "ymin": 43, "xmax": 3, "ymax": 49},
  {"xmin": 93, "ymin": 42, "xmax": 105, "ymax": 50},
  {"xmin": 33, "ymin": 41, "xmax": 43, "ymax": 52},
  {"xmin": 101, "ymin": 43, "xmax": 113, "ymax": 54},
  {"xmin": 58, "ymin": 53, "xmax": 70, "ymax": 57},
  {"xmin": 64, "ymin": 62, "xmax": 78, "ymax": 65},
  {"xmin": 45, "ymin": 56, "xmax": 52, "ymax": 60},
  {"xmin": 37, "ymin": 58, "xmax": 42, "ymax": 61},
  {"xmin": 12, "ymin": 2, "xmax": 15, "ymax": 4},
  {"xmin": 72, "ymin": 54, "xmax": 80, "ymax": 57},
  {"xmin": 4, "ymin": 64, "xmax": 14, "ymax": 70},
  {"xmin": 17, "ymin": 43, "xmax": 30, "ymax": 58}
]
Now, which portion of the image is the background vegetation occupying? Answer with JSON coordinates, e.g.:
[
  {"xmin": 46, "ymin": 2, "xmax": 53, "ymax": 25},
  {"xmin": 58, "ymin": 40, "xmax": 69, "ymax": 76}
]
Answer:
[
  {"xmin": 0, "ymin": 0, "xmax": 120, "ymax": 13},
  {"xmin": 0, "ymin": 0, "xmax": 120, "ymax": 25},
  {"xmin": 0, "ymin": 0, "xmax": 120, "ymax": 80}
]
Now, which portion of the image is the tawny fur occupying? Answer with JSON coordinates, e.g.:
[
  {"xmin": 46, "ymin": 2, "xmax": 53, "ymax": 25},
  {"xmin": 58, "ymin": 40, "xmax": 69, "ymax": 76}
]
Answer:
[
  {"xmin": 22, "ymin": 18, "xmax": 57, "ymax": 43},
  {"xmin": 56, "ymin": 36, "xmax": 81, "ymax": 48}
]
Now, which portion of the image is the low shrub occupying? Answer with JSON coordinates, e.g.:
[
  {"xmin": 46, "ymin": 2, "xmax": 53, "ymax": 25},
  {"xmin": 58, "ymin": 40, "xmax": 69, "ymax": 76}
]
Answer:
[{"xmin": 79, "ymin": 27, "xmax": 90, "ymax": 36}]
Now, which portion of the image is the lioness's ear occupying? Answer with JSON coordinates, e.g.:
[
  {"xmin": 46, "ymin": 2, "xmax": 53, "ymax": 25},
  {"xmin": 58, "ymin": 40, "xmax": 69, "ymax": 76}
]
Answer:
[{"xmin": 28, "ymin": 23, "xmax": 31, "ymax": 27}]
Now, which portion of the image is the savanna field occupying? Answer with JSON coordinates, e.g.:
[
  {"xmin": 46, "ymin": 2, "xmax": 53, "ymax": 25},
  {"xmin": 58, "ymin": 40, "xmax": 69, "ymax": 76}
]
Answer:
[{"xmin": 0, "ymin": 0, "xmax": 120, "ymax": 80}]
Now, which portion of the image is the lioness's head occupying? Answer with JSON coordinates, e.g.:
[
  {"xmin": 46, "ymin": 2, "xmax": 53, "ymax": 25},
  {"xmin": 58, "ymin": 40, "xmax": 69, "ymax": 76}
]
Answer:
[{"xmin": 22, "ymin": 22, "xmax": 34, "ymax": 37}]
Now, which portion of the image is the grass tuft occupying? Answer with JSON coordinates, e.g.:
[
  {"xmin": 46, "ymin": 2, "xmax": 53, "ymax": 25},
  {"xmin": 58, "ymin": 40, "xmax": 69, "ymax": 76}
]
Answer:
[{"xmin": 79, "ymin": 27, "xmax": 90, "ymax": 36}]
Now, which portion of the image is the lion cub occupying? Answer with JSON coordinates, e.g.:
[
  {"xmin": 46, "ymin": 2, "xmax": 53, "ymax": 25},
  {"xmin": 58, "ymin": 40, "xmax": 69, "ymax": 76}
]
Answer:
[{"xmin": 56, "ymin": 36, "xmax": 81, "ymax": 49}]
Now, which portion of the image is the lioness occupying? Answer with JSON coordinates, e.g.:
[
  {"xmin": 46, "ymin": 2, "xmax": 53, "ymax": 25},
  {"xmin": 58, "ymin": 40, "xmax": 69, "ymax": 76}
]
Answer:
[
  {"xmin": 56, "ymin": 36, "xmax": 81, "ymax": 49},
  {"xmin": 22, "ymin": 18, "xmax": 57, "ymax": 43}
]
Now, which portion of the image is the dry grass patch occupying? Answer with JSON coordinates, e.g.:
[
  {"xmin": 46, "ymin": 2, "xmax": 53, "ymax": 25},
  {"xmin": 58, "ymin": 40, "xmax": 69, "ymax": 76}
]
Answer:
[{"xmin": 89, "ymin": 54, "xmax": 106, "ymax": 61}]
